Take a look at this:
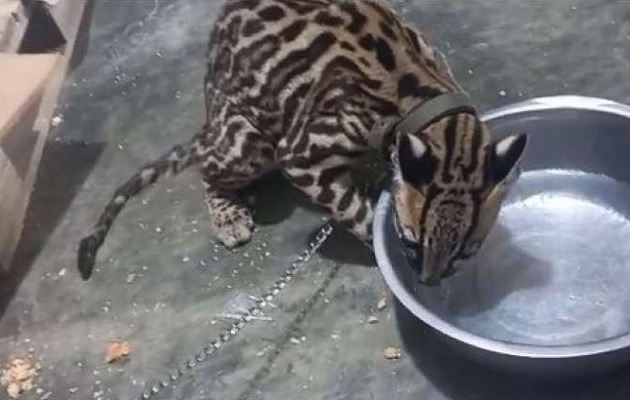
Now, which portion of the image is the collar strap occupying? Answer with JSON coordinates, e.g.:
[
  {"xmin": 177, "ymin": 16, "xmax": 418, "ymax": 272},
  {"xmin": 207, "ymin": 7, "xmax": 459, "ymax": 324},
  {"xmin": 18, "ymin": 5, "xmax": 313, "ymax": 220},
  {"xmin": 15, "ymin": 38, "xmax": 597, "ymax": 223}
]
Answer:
[
  {"xmin": 395, "ymin": 92, "xmax": 477, "ymax": 137},
  {"xmin": 378, "ymin": 92, "xmax": 477, "ymax": 159}
]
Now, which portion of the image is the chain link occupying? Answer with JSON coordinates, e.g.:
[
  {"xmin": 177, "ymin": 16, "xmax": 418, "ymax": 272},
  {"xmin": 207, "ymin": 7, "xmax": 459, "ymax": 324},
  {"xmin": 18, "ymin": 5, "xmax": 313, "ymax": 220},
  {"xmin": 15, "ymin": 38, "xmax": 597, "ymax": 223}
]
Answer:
[{"xmin": 132, "ymin": 221, "xmax": 334, "ymax": 400}]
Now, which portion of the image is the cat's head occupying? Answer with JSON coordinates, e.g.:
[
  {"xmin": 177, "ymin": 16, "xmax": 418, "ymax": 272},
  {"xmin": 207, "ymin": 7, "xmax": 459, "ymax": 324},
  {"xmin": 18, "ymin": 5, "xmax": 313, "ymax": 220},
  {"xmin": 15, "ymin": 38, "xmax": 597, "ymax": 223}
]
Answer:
[{"xmin": 392, "ymin": 113, "xmax": 527, "ymax": 286}]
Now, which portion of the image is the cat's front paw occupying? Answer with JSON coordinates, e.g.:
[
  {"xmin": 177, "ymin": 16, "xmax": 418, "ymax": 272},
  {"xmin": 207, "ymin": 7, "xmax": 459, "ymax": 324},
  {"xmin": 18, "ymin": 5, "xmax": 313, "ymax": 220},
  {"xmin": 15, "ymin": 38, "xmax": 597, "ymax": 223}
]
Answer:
[{"xmin": 211, "ymin": 208, "xmax": 255, "ymax": 249}]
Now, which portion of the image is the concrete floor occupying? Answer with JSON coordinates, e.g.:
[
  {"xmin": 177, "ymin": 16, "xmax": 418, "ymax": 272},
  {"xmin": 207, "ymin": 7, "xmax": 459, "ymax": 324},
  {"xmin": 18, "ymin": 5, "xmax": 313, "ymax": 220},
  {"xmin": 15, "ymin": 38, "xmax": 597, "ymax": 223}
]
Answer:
[{"xmin": 2, "ymin": 1, "xmax": 630, "ymax": 399}]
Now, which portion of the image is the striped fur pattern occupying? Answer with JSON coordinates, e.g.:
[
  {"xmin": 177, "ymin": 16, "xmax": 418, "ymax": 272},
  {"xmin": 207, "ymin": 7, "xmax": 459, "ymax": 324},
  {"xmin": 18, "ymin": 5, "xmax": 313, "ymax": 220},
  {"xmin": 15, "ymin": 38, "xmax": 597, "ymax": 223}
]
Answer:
[{"xmin": 77, "ymin": 0, "xmax": 526, "ymax": 285}]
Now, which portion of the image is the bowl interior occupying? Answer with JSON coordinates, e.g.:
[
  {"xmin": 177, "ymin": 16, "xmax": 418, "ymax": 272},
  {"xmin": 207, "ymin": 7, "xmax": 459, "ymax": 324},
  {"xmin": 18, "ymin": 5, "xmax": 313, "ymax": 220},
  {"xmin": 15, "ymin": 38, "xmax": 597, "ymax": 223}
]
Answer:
[{"xmin": 378, "ymin": 104, "xmax": 630, "ymax": 347}]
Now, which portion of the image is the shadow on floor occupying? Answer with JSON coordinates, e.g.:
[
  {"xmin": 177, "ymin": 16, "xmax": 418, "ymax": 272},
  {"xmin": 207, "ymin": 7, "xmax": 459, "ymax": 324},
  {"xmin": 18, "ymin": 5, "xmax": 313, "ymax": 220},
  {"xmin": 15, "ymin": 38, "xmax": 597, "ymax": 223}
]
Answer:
[
  {"xmin": 243, "ymin": 172, "xmax": 299, "ymax": 228},
  {"xmin": 244, "ymin": 171, "xmax": 377, "ymax": 268},
  {"xmin": 393, "ymin": 297, "xmax": 630, "ymax": 400},
  {"xmin": 19, "ymin": 0, "xmax": 97, "ymax": 64},
  {"xmin": 0, "ymin": 140, "xmax": 105, "ymax": 319},
  {"xmin": 311, "ymin": 224, "xmax": 376, "ymax": 268}
]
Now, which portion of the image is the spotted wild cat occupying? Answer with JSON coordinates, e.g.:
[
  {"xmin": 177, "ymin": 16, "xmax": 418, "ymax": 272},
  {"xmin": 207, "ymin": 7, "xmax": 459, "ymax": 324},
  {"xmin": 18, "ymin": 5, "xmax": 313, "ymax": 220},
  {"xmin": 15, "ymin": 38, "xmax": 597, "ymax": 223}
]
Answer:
[{"xmin": 78, "ymin": 0, "xmax": 526, "ymax": 285}]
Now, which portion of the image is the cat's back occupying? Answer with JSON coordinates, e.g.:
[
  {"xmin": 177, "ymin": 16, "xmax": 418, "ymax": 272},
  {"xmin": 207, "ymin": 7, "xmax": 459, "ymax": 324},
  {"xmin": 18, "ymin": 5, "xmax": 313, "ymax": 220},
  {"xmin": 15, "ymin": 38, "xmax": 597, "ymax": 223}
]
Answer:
[{"xmin": 206, "ymin": 0, "xmax": 425, "ymax": 97}]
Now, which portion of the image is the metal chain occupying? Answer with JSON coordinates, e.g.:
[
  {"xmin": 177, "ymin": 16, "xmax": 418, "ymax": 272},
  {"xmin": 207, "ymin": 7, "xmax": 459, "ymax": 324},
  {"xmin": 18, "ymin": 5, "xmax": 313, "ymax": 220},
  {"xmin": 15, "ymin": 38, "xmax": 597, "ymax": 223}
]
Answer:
[{"xmin": 133, "ymin": 221, "xmax": 334, "ymax": 400}]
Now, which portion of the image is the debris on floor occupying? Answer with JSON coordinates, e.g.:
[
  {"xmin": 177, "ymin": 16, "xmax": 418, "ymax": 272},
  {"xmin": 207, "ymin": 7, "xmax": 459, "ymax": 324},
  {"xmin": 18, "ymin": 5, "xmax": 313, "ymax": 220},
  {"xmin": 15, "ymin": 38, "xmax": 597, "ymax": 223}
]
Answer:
[
  {"xmin": 106, "ymin": 341, "xmax": 131, "ymax": 364},
  {"xmin": 125, "ymin": 273, "xmax": 137, "ymax": 284},
  {"xmin": 383, "ymin": 347, "xmax": 401, "ymax": 360},
  {"xmin": 376, "ymin": 295, "xmax": 388, "ymax": 311},
  {"xmin": 1, "ymin": 358, "xmax": 37, "ymax": 399},
  {"xmin": 367, "ymin": 316, "xmax": 379, "ymax": 324},
  {"xmin": 50, "ymin": 114, "xmax": 63, "ymax": 127}
]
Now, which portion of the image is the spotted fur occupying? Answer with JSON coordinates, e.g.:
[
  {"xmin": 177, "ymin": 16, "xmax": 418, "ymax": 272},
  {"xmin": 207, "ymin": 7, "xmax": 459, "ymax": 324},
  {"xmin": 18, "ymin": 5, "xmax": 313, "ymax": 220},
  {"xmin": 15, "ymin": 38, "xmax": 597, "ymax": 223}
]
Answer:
[{"xmin": 77, "ymin": 0, "xmax": 526, "ymax": 284}]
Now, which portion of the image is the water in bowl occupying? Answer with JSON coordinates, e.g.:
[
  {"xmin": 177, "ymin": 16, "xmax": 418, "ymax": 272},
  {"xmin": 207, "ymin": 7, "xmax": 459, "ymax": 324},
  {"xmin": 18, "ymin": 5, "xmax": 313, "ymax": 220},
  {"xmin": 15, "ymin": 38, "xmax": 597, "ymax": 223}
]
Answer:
[{"xmin": 418, "ymin": 168, "xmax": 630, "ymax": 346}]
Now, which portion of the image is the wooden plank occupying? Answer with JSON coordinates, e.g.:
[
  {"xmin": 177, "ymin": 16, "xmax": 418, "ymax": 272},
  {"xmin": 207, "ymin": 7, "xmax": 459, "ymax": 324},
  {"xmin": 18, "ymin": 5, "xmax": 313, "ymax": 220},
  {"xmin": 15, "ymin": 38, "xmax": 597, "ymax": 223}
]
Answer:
[
  {"xmin": 0, "ymin": 54, "xmax": 59, "ymax": 142},
  {"xmin": 27, "ymin": 0, "xmax": 89, "ymax": 201},
  {"xmin": 0, "ymin": 90, "xmax": 42, "ymax": 270},
  {"xmin": 0, "ymin": 150, "xmax": 23, "ymax": 267},
  {"xmin": 0, "ymin": 0, "xmax": 28, "ymax": 53},
  {"xmin": 0, "ymin": 0, "xmax": 88, "ymax": 272},
  {"xmin": 32, "ymin": 0, "xmax": 88, "ymax": 135}
]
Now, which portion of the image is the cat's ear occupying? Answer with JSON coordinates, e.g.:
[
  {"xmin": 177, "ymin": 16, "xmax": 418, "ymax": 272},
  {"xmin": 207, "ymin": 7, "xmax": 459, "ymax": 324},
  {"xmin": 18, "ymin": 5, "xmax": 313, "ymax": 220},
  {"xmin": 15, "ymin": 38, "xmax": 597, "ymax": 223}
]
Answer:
[
  {"xmin": 487, "ymin": 133, "xmax": 527, "ymax": 184},
  {"xmin": 397, "ymin": 134, "xmax": 438, "ymax": 186}
]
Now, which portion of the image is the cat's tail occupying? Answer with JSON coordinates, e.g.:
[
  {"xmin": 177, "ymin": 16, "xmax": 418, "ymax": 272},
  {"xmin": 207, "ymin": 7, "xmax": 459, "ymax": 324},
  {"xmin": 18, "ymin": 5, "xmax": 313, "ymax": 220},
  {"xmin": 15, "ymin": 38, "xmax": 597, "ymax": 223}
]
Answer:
[{"xmin": 77, "ymin": 132, "xmax": 204, "ymax": 280}]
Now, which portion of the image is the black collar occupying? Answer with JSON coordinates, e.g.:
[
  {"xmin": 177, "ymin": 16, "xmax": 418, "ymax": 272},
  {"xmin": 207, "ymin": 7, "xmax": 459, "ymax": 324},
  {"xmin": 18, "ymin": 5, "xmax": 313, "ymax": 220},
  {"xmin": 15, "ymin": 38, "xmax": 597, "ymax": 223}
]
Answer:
[{"xmin": 381, "ymin": 92, "xmax": 477, "ymax": 158}]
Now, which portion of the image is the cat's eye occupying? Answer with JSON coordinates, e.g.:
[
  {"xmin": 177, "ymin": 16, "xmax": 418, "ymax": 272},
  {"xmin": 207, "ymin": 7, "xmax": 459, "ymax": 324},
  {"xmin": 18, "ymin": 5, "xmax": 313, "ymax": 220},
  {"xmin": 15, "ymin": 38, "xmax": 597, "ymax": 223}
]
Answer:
[
  {"xmin": 459, "ymin": 241, "xmax": 481, "ymax": 259},
  {"xmin": 400, "ymin": 233, "xmax": 418, "ymax": 249},
  {"xmin": 393, "ymin": 214, "xmax": 418, "ymax": 248},
  {"xmin": 401, "ymin": 227, "xmax": 418, "ymax": 245}
]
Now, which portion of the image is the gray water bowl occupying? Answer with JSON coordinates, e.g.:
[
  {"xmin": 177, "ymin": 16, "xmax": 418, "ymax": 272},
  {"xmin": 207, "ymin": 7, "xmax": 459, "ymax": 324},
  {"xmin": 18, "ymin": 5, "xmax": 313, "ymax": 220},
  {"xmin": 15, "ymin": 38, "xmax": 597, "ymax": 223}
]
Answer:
[{"xmin": 373, "ymin": 95, "xmax": 630, "ymax": 377}]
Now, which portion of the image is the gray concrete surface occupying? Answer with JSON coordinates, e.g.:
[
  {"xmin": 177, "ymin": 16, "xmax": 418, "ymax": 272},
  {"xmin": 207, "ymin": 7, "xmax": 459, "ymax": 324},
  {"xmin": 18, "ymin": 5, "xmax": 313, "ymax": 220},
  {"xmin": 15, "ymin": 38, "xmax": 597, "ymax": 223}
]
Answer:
[{"xmin": 2, "ymin": 1, "xmax": 630, "ymax": 399}]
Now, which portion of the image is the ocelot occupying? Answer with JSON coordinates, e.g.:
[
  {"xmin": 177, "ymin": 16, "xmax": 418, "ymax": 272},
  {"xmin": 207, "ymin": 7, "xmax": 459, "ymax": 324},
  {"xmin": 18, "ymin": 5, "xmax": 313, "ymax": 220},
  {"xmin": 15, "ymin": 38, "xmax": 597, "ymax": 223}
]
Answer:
[{"xmin": 78, "ymin": 0, "xmax": 527, "ymax": 286}]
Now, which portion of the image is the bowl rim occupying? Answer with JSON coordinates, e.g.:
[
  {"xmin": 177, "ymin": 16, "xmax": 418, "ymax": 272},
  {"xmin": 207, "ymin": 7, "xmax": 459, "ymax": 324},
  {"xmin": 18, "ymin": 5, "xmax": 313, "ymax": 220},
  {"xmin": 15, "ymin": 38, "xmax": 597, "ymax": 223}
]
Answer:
[{"xmin": 373, "ymin": 95, "xmax": 630, "ymax": 359}]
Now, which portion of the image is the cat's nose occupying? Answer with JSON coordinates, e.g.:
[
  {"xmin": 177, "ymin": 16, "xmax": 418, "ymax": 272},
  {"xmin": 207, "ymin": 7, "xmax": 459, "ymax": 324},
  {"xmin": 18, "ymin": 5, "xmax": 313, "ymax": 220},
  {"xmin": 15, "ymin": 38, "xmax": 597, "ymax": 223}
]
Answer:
[
  {"xmin": 419, "ymin": 273, "xmax": 441, "ymax": 286},
  {"xmin": 418, "ymin": 255, "xmax": 450, "ymax": 286}
]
